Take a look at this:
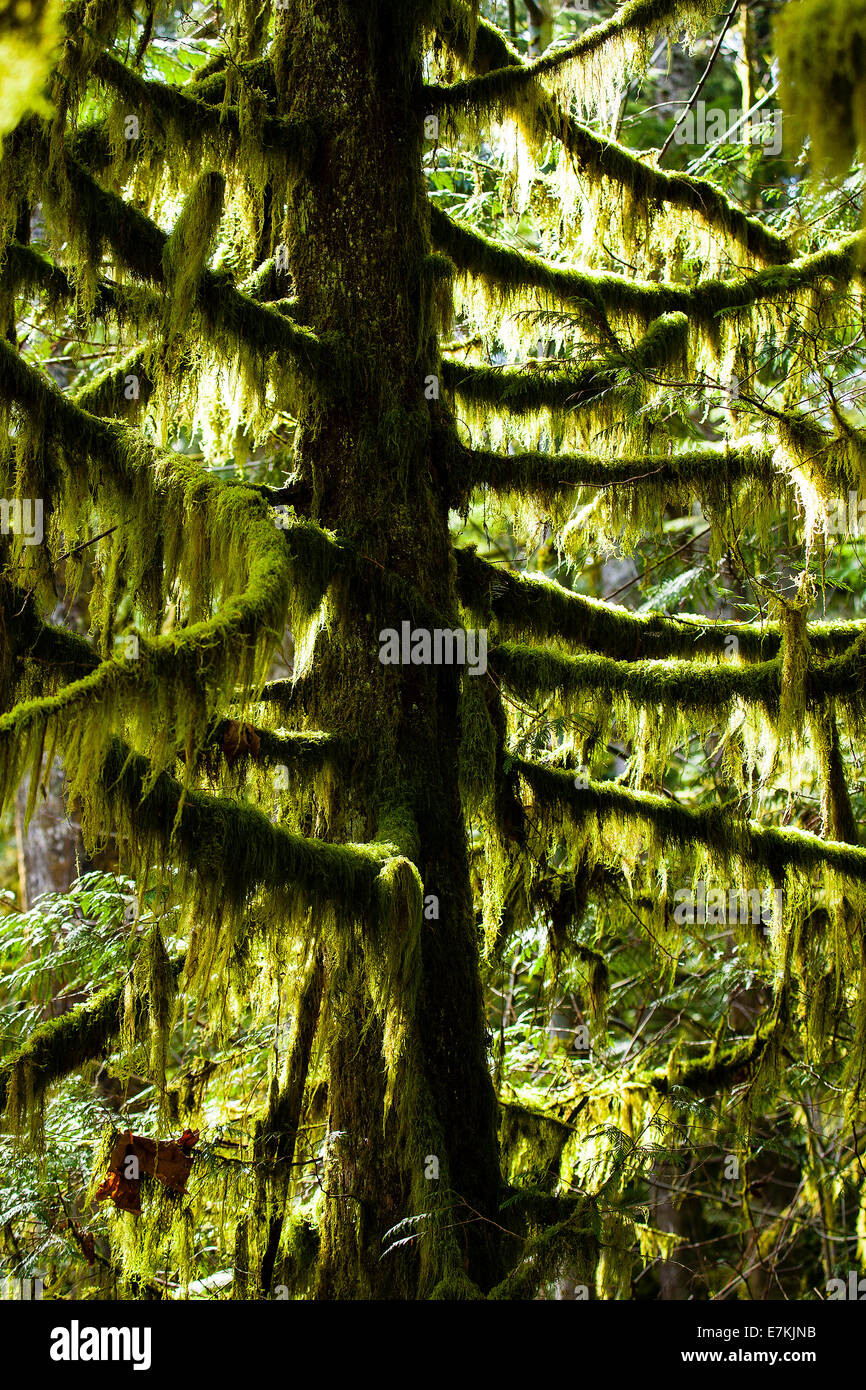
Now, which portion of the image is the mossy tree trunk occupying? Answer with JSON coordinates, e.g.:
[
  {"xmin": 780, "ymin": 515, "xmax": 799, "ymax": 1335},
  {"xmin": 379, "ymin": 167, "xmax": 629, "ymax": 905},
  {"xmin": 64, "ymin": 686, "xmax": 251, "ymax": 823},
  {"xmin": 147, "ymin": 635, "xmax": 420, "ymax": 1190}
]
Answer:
[{"xmin": 279, "ymin": 1, "xmax": 501, "ymax": 1297}]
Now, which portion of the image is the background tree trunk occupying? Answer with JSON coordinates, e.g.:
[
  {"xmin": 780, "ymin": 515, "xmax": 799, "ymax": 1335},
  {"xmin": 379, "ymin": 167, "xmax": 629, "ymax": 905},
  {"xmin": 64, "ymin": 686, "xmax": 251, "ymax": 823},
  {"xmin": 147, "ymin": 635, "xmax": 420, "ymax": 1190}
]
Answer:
[{"xmin": 14, "ymin": 758, "xmax": 92, "ymax": 910}]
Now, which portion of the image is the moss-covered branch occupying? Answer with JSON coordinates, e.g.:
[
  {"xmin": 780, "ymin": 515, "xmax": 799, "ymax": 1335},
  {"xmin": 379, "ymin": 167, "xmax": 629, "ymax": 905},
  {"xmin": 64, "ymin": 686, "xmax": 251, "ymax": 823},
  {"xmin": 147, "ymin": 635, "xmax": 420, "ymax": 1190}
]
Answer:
[
  {"xmin": 0, "ymin": 238, "xmax": 113, "ymax": 316},
  {"xmin": 434, "ymin": 7, "xmax": 789, "ymax": 264},
  {"xmin": 491, "ymin": 639, "xmax": 781, "ymax": 714},
  {"xmin": 438, "ymin": 0, "xmax": 717, "ymax": 110},
  {"xmin": 453, "ymin": 438, "xmax": 776, "ymax": 504},
  {"xmin": 3, "ymin": 582, "xmax": 342, "ymax": 791},
  {"xmin": 19, "ymin": 619, "xmax": 101, "ymax": 684},
  {"xmin": 0, "ymin": 331, "xmax": 339, "ymax": 581},
  {"xmin": 0, "ymin": 952, "xmax": 185, "ymax": 1120},
  {"xmin": 516, "ymin": 758, "xmax": 866, "ymax": 882},
  {"xmin": 0, "ymin": 237, "xmax": 306, "ymax": 423},
  {"xmin": 430, "ymin": 204, "xmax": 863, "ymax": 328},
  {"xmin": 12, "ymin": 123, "xmax": 330, "ymax": 388},
  {"xmin": 441, "ymin": 311, "xmax": 687, "ymax": 414},
  {"xmin": 493, "ymin": 636, "xmax": 866, "ymax": 725},
  {"xmin": 455, "ymin": 547, "xmax": 866, "ymax": 662},
  {"xmin": 70, "ymin": 346, "xmax": 158, "ymax": 420},
  {"xmin": 91, "ymin": 52, "xmax": 319, "ymax": 173},
  {"xmin": 207, "ymin": 722, "xmax": 345, "ymax": 777},
  {"xmin": 645, "ymin": 1014, "xmax": 783, "ymax": 1098},
  {"xmin": 0, "ymin": 576, "xmax": 100, "ymax": 703},
  {"xmin": 0, "ymin": 518, "xmax": 338, "ymax": 807},
  {"xmin": 0, "ymin": 341, "xmax": 351, "ymax": 794},
  {"xmin": 91, "ymin": 738, "xmax": 390, "ymax": 912}
]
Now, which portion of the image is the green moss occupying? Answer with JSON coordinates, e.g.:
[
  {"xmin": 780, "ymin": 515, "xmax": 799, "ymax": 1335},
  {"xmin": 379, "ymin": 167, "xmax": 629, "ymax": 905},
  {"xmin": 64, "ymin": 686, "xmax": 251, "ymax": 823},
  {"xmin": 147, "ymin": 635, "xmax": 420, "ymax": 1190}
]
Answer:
[
  {"xmin": 0, "ymin": 948, "xmax": 186, "ymax": 1138},
  {"xmin": 162, "ymin": 168, "xmax": 226, "ymax": 346},
  {"xmin": 455, "ymin": 547, "xmax": 866, "ymax": 663},
  {"xmin": 92, "ymin": 51, "xmax": 318, "ymax": 176},
  {"xmin": 71, "ymin": 346, "xmax": 158, "ymax": 422},
  {"xmin": 433, "ymin": 6, "xmax": 789, "ymax": 264},
  {"xmin": 431, "ymin": 0, "xmax": 719, "ymax": 114},
  {"xmin": 492, "ymin": 640, "xmax": 781, "ymax": 756},
  {"xmin": 487, "ymin": 1204, "xmax": 597, "ymax": 1299},
  {"xmin": 442, "ymin": 312, "xmax": 687, "ymax": 421},
  {"xmin": 15, "ymin": 125, "xmax": 330, "ymax": 391},
  {"xmin": 775, "ymin": 0, "xmax": 866, "ymax": 178},
  {"xmin": 451, "ymin": 437, "xmax": 780, "ymax": 530},
  {"xmin": 0, "ymin": 338, "xmax": 349, "ymax": 778},
  {"xmin": 516, "ymin": 757, "xmax": 866, "ymax": 884},
  {"xmin": 648, "ymin": 1014, "xmax": 784, "ymax": 1098},
  {"xmin": 432, "ymin": 204, "xmax": 862, "ymax": 335}
]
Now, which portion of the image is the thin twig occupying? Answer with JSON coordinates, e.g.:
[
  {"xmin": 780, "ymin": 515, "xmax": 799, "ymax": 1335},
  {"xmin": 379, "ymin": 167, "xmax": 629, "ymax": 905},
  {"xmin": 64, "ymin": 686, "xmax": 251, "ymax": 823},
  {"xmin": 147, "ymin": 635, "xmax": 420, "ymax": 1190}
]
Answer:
[
  {"xmin": 658, "ymin": 1, "xmax": 741, "ymax": 164},
  {"xmin": 55, "ymin": 524, "xmax": 119, "ymax": 566}
]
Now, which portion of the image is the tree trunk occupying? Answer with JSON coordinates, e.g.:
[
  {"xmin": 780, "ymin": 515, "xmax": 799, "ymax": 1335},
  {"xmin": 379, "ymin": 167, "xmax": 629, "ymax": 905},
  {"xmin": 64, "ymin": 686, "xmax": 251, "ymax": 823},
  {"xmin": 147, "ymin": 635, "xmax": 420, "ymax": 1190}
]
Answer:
[
  {"xmin": 277, "ymin": 1, "xmax": 502, "ymax": 1298},
  {"xmin": 525, "ymin": 1, "xmax": 554, "ymax": 58},
  {"xmin": 15, "ymin": 758, "xmax": 93, "ymax": 910}
]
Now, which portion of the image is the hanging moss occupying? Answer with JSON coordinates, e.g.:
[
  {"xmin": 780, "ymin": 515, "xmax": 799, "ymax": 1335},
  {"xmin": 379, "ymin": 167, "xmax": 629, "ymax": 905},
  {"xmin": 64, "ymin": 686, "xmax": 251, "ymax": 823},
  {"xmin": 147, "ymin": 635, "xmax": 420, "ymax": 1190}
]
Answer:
[
  {"xmin": 0, "ymin": 235, "xmax": 102, "ymax": 311},
  {"xmin": 487, "ymin": 1203, "xmax": 598, "ymax": 1300},
  {"xmin": 500, "ymin": 1099, "xmax": 573, "ymax": 1189},
  {"xmin": 494, "ymin": 632, "xmax": 866, "ymax": 798},
  {"xmin": 430, "ymin": 0, "xmax": 721, "ymax": 120},
  {"xmin": 432, "ymin": 204, "xmax": 863, "ymax": 337},
  {"xmin": 811, "ymin": 704, "xmax": 861, "ymax": 844},
  {"xmin": 71, "ymin": 346, "xmax": 158, "ymax": 422},
  {"xmin": 776, "ymin": 590, "xmax": 812, "ymax": 746},
  {"xmin": 648, "ymin": 1013, "xmax": 784, "ymax": 1098},
  {"xmin": 161, "ymin": 169, "xmax": 226, "ymax": 347},
  {"xmin": 442, "ymin": 312, "xmax": 688, "ymax": 427},
  {"xmin": 494, "ymin": 638, "xmax": 778, "ymax": 708},
  {"xmin": 0, "ymin": 337, "xmax": 347, "ymax": 746},
  {"xmin": 450, "ymin": 436, "xmax": 780, "ymax": 532},
  {"xmin": 516, "ymin": 757, "xmax": 866, "ymax": 884},
  {"xmin": 91, "ymin": 51, "xmax": 319, "ymax": 175},
  {"xmin": 433, "ymin": 5, "xmax": 790, "ymax": 264},
  {"xmin": 1, "ymin": 947, "xmax": 186, "ymax": 1136},
  {"xmin": 13, "ymin": 125, "xmax": 330, "ymax": 390},
  {"xmin": 455, "ymin": 547, "xmax": 866, "ymax": 663},
  {"xmin": 775, "ymin": 0, "xmax": 866, "ymax": 180},
  {"xmin": 492, "ymin": 640, "xmax": 784, "ymax": 773}
]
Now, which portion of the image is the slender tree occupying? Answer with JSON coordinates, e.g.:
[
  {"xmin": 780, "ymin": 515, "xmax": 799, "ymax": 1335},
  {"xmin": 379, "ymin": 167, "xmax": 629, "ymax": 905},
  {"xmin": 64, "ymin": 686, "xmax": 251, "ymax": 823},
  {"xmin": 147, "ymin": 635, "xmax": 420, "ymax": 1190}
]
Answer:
[{"xmin": 2, "ymin": 0, "xmax": 866, "ymax": 1300}]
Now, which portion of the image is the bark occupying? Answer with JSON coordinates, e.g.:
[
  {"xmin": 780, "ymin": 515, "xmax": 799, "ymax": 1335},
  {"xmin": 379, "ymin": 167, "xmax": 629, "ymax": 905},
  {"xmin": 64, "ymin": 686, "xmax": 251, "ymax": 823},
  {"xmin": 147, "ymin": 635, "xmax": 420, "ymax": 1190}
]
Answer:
[
  {"xmin": 525, "ymin": 1, "xmax": 554, "ymax": 58},
  {"xmin": 278, "ymin": 0, "xmax": 502, "ymax": 1297},
  {"xmin": 15, "ymin": 758, "xmax": 93, "ymax": 910}
]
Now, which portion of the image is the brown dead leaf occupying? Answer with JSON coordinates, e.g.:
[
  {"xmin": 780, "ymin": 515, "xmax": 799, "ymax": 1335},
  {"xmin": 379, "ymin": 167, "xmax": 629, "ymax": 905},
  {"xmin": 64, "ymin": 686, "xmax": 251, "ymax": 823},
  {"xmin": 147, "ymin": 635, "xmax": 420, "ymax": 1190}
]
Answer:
[
  {"xmin": 221, "ymin": 720, "xmax": 261, "ymax": 766},
  {"xmin": 95, "ymin": 1128, "xmax": 200, "ymax": 1213},
  {"xmin": 94, "ymin": 1168, "xmax": 141, "ymax": 1214}
]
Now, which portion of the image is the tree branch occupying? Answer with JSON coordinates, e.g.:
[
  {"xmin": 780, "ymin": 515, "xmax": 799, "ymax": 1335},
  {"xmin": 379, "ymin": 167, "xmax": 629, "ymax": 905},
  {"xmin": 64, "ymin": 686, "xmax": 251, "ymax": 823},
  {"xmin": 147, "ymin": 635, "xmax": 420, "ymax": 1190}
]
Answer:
[
  {"xmin": 441, "ymin": 311, "xmax": 687, "ymax": 413},
  {"xmin": 517, "ymin": 757, "xmax": 866, "ymax": 881},
  {"xmin": 433, "ymin": 6, "xmax": 789, "ymax": 264},
  {"xmin": 430, "ymin": 203, "xmax": 863, "ymax": 328},
  {"xmin": 455, "ymin": 547, "xmax": 866, "ymax": 662}
]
